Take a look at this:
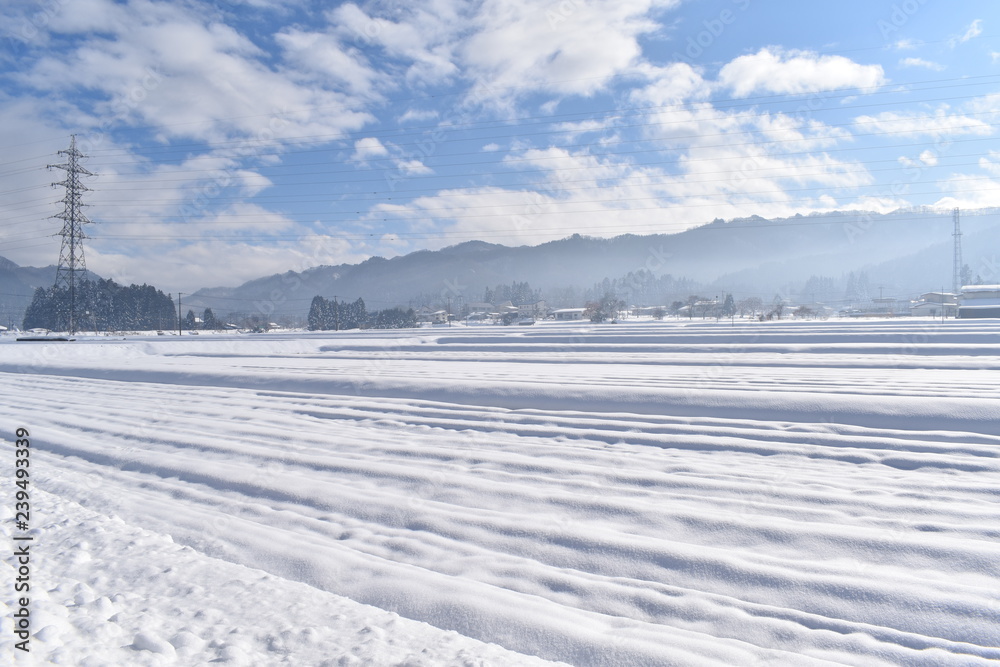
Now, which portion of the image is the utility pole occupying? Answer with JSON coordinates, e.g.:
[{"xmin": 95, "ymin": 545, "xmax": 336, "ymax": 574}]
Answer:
[
  {"xmin": 953, "ymin": 207, "xmax": 963, "ymax": 296},
  {"xmin": 177, "ymin": 293, "xmax": 183, "ymax": 336},
  {"xmin": 333, "ymin": 295, "xmax": 340, "ymax": 331},
  {"xmin": 49, "ymin": 135, "xmax": 94, "ymax": 335}
]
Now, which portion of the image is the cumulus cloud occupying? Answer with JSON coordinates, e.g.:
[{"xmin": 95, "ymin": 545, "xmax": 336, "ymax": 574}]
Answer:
[
  {"xmin": 718, "ymin": 48, "xmax": 886, "ymax": 97},
  {"xmin": 275, "ymin": 28, "xmax": 384, "ymax": 98},
  {"xmin": 351, "ymin": 137, "xmax": 389, "ymax": 161},
  {"xmin": 899, "ymin": 57, "xmax": 944, "ymax": 71},
  {"xmin": 460, "ymin": 0, "xmax": 672, "ymax": 104},
  {"xmin": 327, "ymin": 2, "xmax": 463, "ymax": 86},
  {"xmin": 3, "ymin": 0, "xmax": 992, "ymax": 291},
  {"xmin": 630, "ymin": 62, "xmax": 711, "ymax": 107},
  {"xmin": 15, "ymin": 0, "xmax": 377, "ymax": 147}
]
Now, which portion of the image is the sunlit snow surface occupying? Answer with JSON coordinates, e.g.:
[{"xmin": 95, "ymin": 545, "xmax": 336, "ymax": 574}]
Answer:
[{"xmin": 2, "ymin": 318, "xmax": 1000, "ymax": 666}]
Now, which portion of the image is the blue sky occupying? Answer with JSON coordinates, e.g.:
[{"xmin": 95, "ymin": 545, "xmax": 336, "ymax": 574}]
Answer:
[{"xmin": 1, "ymin": 0, "xmax": 998, "ymax": 291}]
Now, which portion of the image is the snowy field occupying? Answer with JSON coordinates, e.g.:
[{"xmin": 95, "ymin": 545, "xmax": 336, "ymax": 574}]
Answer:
[{"xmin": 2, "ymin": 318, "xmax": 1000, "ymax": 666}]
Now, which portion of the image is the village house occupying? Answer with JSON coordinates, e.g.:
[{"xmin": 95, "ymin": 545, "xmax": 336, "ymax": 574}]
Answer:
[
  {"xmin": 516, "ymin": 300, "xmax": 547, "ymax": 320},
  {"xmin": 958, "ymin": 285, "xmax": 1000, "ymax": 318},
  {"xmin": 553, "ymin": 307, "xmax": 586, "ymax": 321},
  {"xmin": 910, "ymin": 292, "xmax": 959, "ymax": 318},
  {"xmin": 416, "ymin": 307, "xmax": 449, "ymax": 324}
]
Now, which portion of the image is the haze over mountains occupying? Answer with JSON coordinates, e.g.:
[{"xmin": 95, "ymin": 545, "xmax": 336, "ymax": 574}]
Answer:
[
  {"xmin": 3, "ymin": 208, "xmax": 998, "ymax": 326},
  {"xmin": 184, "ymin": 208, "xmax": 1000, "ymax": 320}
]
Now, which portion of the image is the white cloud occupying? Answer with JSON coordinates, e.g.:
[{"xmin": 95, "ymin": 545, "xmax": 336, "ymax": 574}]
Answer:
[
  {"xmin": 6, "ymin": 0, "xmax": 996, "ymax": 292},
  {"xmin": 965, "ymin": 92, "xmax": 1000, "ymax": 117},
  {"xmin": 18, "ymin": 0, "xmax": 376, "ymax": 146},
  {"xmin": 361, "ymin": 135, "xmax": 875, "ymax": 249},
  {"xmin": 931, "ymin": 159, "xmax": 1000, "ymax": 210},
  {"xmin": 460, "ymin": 0, "xmax": 673, "ymax": 104},
  {"xmin": 398, "ymin": 109, "xmax": 439, "ymax": 124},
  {"xmin": 959, "ymin": 19, "xmax": 983, "ymax": 44},
  {"xmin": 855, "ymin": 109, "xmax": 993, "ymax": 138},
  {"xmin": 45, "ymin": 0, "xmax": 129, "ymax": 34},
  {"xmin": 396, "ymin": 159, "xmax": 433, "ymax": 176},
  {"xmin": 977, "ymin": 152, "xmax": 1000, "ymax": 177},
  {"xmin": 899, "ymin": 57, "xmax": 944, "ymax": 71},
  {"xmin": 630, "ymin": 62, "xmax": 711, "ymax": 106},
  {"xmin": 351, "ymin": 137, "xmax": 389, "ymax": 161},
  {"xmin": 897, "ymin": 150, "xmax": 940, "ymax": 169},
  {"xmin": 275, "ymin": 28, "xmax": 384, "ymax": 98},
  {"xmin": 328, "ymin": 3, "xmax": 463, "ymax": 87},
  {"xmin": 718, "ymin": 48, "xmax": 886, "ymax": 97}
]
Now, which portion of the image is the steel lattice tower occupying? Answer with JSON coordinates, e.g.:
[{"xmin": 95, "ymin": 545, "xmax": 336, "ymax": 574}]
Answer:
[
  {"xmin": 48, "ymin": 135, "xmax": 94, "ymax": 334},
  {"xmin": 952, "ymin": 207, "xmax": 962, "ymax": 296}
]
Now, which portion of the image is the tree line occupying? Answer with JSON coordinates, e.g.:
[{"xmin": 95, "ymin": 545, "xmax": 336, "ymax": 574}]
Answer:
[
  {"xmin": 22, "ymin": 279, "xmax": 176, "ymax": 332},
  {"xmin": 307, "ymin": 296, "xmax": 417, "ymax": 330}
]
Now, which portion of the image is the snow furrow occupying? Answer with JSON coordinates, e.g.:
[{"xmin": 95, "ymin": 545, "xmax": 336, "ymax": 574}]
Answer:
[{"xmin": 3, "ymin": 320, "xmax": 1000, "ymax": 665}]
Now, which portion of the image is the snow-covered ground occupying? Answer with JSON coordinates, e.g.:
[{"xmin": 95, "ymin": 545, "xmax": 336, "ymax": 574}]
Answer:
[{"xmin": 2, "ymin": 318, "xmax": 999, "ymax": 666}]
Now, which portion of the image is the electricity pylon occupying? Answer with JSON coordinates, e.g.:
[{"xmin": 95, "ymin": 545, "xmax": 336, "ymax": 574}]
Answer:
[{"xmin": 48, "ymin": 135, "xmax": 94, "ymax": 334}]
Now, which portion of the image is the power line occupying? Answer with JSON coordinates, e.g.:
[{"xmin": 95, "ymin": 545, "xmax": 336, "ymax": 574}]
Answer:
[{"xmin": 28, "ymin": 72, "xmax": 1000, "ymax": 164}]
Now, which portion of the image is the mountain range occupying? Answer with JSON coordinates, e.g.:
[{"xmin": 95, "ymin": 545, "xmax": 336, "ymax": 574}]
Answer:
[
  {"xmin": 183, "ymin": 208, "xmax": 1000, "ymax": 320},
  {"xmin": 3, "ymin": 208, "xmax": 998, "ymax": 326}
]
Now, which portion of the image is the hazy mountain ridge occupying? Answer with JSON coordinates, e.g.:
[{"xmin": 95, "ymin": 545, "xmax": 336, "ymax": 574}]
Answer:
[
  {"xmin": 184, "ymin": 208, "xmax": 1000, "ymax": 319},
  {"xmin": 3, "ymin": 208, "xmax": 997, "ymax": 325}
]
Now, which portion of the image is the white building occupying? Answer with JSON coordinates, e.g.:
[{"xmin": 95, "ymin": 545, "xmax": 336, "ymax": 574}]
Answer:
[
  {"xmin": 416, "ymin": 307, "xmax": 449, "ymax": 324},
  {"xmin": 467, "ymin": 302, "xmax": 493, "ymax": 315},
  {"xmin": 553, "ymin": 307, "xmax": 586, "ymax": 321},
  {"xmin": 516, "ymin": 300, "xmax": 547, "ymax": 320},
  {"xmin": 958, "ymin": 285, "xmax": 1000, "ymax": 318},
  {"xmin": 910, "ymin": 292, "xmax": 958, "ymax": 317}
]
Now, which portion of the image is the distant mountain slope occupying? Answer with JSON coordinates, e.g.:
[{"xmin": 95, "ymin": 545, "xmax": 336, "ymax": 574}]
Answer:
[
  {"xmin": 0, "ymin": 259, "xmax": 102, "ymax": 329},
  {"xmin": 186, "ymin": 209, "xmax": 1000, "ymax": 318},
  {"xmin": 0, "ymin": 258, "xmax": 57, "ymax": 329}
]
